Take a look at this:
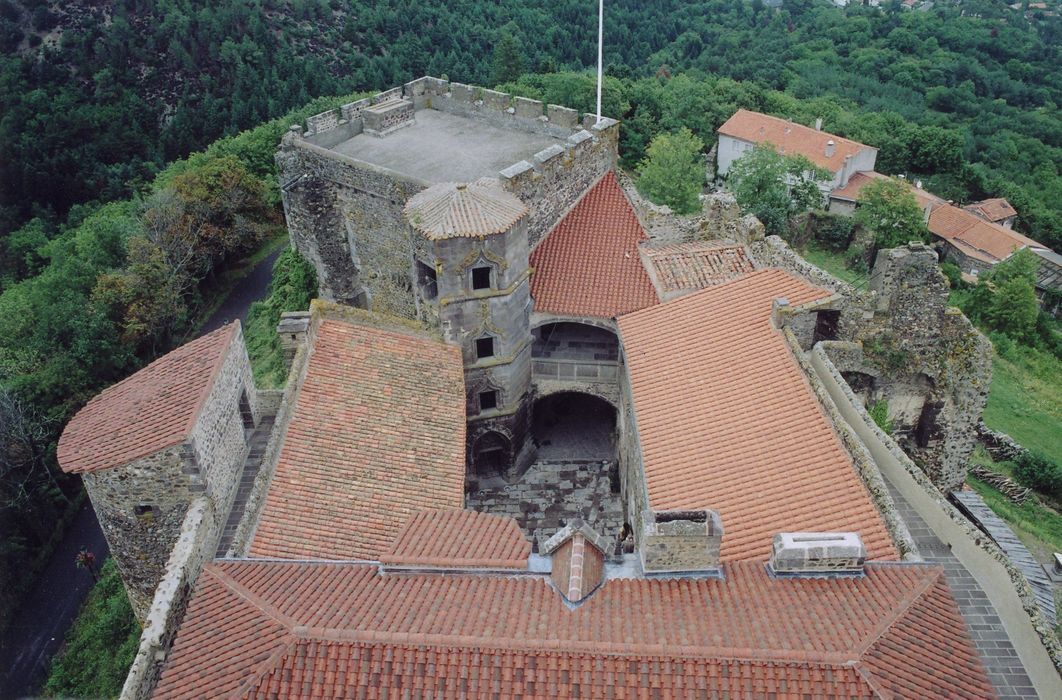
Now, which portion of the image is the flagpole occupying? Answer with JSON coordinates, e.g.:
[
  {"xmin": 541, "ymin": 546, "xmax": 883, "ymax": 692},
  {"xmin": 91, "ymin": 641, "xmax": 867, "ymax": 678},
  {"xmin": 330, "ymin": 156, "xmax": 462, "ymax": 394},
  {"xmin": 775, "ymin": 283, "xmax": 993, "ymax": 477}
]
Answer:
[{"xmin": 596, "ymin": 0, "xmax": 603, "ymax": 125}]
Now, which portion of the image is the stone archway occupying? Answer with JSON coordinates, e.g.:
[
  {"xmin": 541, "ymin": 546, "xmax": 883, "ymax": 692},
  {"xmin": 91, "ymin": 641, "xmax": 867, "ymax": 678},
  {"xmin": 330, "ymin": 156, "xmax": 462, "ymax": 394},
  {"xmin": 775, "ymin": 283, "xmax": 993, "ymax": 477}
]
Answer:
[
  {"xmin": 532, "ymin": 392, "xmax": 617, "ymax": 462},
  {"xmin": 471, "ymin": 430, "xmax": 511, "ymax": 477}
]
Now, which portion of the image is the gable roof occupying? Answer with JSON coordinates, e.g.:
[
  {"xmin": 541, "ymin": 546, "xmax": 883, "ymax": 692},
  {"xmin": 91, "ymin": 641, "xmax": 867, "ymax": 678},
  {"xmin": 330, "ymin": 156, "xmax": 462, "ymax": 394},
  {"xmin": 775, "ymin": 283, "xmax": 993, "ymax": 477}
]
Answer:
[
  {"xmin": 964, "ymin": 197, "xmax": 1018, "ymax": 223},
  {"xmin": 152, "ymin": 559, "xmax": 995, "ymax": 699},
  {"xmin": 529, "ymin": 171, "xmax": 658, "ymax": 318},
  {"xmin": 248, "ymin": 319, "xmax": 465, "ymax": 560},
  {"xmin": 380, "ymin": 509, "xmax": 531, "ymax": 569},
  {"xmin": 830, "ymin": 170, "xmax": 943, "ymax": 211},
  {"xmin": 718, "ymin": 109, "xmax": 875, "ymax": 172},
  {"xmin": 57, "ymin": 323, "xmax": 239, "ymax": 474},
  {"xmin": 929, "ymin": 204, "xmax": 1044, "ymax": 263},
  {"xmin": 617, "ymin": 269, "xmax": 897, "ymax": 563},
  {"xmin": 643, "ymin": 242, "xmax": 756, "ymax": 297},
  {"xmin": 404, "ymin": 177, "xmax": 528, "ymax": 239}
]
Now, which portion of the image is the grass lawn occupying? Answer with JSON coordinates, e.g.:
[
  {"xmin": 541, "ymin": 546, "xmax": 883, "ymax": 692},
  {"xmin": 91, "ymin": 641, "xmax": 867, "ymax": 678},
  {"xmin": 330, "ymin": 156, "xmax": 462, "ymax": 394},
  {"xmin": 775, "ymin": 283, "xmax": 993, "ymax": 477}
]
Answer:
[
  {"xmin": 42, "ymin": 559, "xmax": 140, "ymax": 698},
  {"xmin": 244, "ymin": 248, "xmax": 317, "ymax": 389},
  {"xmin": 983, "ymin": 345, "xmax": 1062, "ymax": 465},
  {"xmin": 798, "ymin": 244, "xmax": 869, "ymax": 287}
]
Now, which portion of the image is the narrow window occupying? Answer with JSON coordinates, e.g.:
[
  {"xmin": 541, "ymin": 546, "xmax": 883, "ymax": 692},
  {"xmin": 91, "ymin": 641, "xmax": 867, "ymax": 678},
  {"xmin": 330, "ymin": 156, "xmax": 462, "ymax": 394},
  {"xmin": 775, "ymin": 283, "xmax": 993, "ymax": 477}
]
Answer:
[
  {"xmin": 238, "ymin": 390, "xmax": 255, "ymax": 430},
  {"xmin": 415, "ymin": 259, "xmax": 438, "ymax": 299},
  {"xmin": 471, "ymin": 266, "xmax": 492, "ymax": 290},
  {"xmin": 478, "ymin": 390, "xmax": 499, "ymax": 412},
  {"xmin": 475, "ymin": 336, "xmax": 495, "ymax": 359},
  {"xmin": 134, "ymin": 505, "xmax": 157, "ymax": 522}
]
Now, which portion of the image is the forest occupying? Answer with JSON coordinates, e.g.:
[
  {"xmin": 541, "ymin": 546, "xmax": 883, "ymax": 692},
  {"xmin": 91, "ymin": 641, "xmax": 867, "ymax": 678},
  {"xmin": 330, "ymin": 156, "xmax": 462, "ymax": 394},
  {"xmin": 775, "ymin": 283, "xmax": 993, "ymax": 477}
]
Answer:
[{"xmin": 1, "ymin": 0, "xmax": 1062, "ymax": 646}]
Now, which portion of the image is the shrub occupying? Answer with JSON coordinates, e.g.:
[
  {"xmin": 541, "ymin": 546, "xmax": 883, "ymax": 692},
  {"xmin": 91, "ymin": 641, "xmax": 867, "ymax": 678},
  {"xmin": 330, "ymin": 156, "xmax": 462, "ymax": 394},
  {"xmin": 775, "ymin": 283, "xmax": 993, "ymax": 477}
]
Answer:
[
  {"xmin": 869, "ymin": 399, "xmax": 894, "ymax": 435},
  {"xmin": 940, "ymin": 261, "xmax": 965, "ymax": 290},
  {"xmin": 1012, "ymin": 451, "xmax": 1062, "ymax": 500},
  {"xmin": 989, "ymin": 332, "xmax": 1017, "ymax": 361},
  {"xmin": 636, "ymin": 128, "xmax": 705, "ymax": 214},
  {"xmin": 810, "ymin": 213, "xmax": 854, "ymax": 252}
]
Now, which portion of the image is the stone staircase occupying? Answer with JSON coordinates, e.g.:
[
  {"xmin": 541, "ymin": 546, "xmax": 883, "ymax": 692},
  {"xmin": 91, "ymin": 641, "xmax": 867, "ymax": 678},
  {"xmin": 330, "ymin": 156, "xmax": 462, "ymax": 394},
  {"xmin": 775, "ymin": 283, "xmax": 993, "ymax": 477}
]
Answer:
[{"xmin": 215, "ymin": 416, "xmax": 274, "ymax": 557}]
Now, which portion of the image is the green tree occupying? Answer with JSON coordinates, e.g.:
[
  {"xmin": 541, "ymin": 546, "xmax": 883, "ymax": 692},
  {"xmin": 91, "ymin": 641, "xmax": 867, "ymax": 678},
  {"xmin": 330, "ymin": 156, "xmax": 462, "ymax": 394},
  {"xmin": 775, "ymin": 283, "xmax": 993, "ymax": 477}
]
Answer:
[
  {"xmin": 726, "ymin": 144, "xmax": 829, "ymax": 236},
  {"xmin": 636, "ymin": 128, "xmax": 705, "ymax": 215},
  {"xmin": 853, "ymin": 177, "xmax": 929, "ymax": 250},
  {"xmin": 489, "ymin": 24, "xmax": 525, "ymax": 87},
  {"xmin": 983, "ymin": 248, "xmax": 1040, "ymax": 344}
]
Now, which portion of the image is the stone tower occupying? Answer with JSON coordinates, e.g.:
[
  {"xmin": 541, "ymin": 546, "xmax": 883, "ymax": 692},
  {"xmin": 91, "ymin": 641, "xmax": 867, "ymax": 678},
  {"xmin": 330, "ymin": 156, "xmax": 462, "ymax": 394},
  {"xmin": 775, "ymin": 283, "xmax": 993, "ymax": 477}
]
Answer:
[{"xmin": 404, "ymin": 179, "xmax": 535, "ymax": 477}]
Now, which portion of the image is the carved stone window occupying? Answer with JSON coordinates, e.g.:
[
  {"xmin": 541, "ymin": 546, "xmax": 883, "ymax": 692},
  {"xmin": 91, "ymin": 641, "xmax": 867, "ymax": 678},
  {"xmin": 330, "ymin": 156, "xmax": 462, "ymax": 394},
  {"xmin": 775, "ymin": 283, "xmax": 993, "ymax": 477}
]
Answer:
[
  {"xmin": 478, "ymin": 389, "xmax": 499, "ymax": 412},
  {"xmin": 471, "ymin": 265, "xmax": 492, "ymax": 291},
  {"xmin": 415, "ymin": 259, "xmax": 437, "ymax": 300},
  {"xmin": 475, "ymin": 336, "xmax": 495, "ymax": 359}
]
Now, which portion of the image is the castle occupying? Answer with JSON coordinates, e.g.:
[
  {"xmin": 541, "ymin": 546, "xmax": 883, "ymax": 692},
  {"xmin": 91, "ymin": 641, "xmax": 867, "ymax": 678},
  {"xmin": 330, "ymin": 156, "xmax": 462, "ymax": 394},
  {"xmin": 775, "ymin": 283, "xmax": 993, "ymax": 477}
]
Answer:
[{"xmin": 57, "ymin": 77, "xmax": 1061, "ymax": 698}]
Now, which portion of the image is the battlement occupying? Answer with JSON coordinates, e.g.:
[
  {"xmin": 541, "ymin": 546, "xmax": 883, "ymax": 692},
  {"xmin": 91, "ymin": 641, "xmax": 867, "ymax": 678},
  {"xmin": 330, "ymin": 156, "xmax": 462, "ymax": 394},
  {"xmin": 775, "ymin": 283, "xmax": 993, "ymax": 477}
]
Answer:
[{"xmin": 284, "ymin": 76, "xmax": 619, "ymax": 191}]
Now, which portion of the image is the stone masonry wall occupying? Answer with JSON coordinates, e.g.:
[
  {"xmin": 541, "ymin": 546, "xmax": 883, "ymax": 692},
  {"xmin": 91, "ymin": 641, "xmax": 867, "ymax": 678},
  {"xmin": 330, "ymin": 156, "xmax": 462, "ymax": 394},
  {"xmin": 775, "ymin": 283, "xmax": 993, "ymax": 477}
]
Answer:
[{"xmin": 83, "ymin": 444, "xmax": 194, "ymax": 621}]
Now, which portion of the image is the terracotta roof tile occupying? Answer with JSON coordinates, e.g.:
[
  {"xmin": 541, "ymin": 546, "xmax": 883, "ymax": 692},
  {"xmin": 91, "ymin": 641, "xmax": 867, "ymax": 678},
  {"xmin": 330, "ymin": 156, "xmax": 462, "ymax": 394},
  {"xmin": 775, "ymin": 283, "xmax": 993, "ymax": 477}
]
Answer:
[
  {"xmin": 57, "ymin": 323, "xmax": 238, "ymax": 474},
  {"xmin": 643, "ymin": 242, "xmax": 756, "ymax": 295},
  {"xmin": 617, "ymin": 270, "xmax": 897, "ymax": 562},
  {"xmin": 719, "ymin": 109, "xmax": 875, "ymax": 172},
  {"xmin": 153, "ymin": 560, "xmax": 993, "ymax": 699},
  {"xmin": 930, "ymin": 204, "xmax": 1044, "ymax": 263},
  {"xmin": 830, "ymin": 170, "xmax": 943, "ymax": 211},
  {"xmin": 248, "ymin": 319, "xmax": 465, "ymax": 561},
  {"xmin": 404, "ymin": 178, "xmax": 527, "ymax": 239},
  {"xmin": 964, "ymin": 197, "xmax": 1018, "ymax": 223},
  {"xmin": 380, "ymin": 509, "xmax": 531, "ymax": 569},
  {"xmin": 530, "ymin": 171, "xmax": 658, "ymax": 318}
]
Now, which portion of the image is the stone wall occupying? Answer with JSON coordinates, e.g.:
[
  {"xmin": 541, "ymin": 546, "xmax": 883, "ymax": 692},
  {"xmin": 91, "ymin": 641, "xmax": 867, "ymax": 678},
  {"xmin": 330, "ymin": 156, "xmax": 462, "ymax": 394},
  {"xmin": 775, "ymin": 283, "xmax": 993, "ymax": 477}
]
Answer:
[{"xmin": 119, "ymin": 499, "xmax": 213, "ymax": 700}]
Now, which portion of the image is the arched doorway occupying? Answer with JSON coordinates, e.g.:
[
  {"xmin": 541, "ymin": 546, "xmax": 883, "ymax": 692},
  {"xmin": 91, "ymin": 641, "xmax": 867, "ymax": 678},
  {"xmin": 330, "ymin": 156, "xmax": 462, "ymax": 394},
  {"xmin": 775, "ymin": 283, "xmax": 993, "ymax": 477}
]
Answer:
[
  {"xmin": 532, "ymin": 392, "xmax": 617, "ymax": 462},
  {"xmin": 472, "ymin": 431, "xmax": 511, "ymax": 477}
]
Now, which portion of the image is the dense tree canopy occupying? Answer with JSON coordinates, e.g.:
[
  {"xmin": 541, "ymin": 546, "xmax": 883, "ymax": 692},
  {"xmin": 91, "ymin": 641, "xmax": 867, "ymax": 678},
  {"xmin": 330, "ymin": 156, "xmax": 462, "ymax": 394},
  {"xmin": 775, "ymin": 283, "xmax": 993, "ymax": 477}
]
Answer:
[
  {"xmin": 852, "ymin": 176, "xmax": 930, "ymax": 251},
  {"xmin": 727, "ymin": 144, "xmax": 830, "ymax": 235},
  {"xmin": 636, "ymin": 128, "xmax": 705, "ymax": 214}
]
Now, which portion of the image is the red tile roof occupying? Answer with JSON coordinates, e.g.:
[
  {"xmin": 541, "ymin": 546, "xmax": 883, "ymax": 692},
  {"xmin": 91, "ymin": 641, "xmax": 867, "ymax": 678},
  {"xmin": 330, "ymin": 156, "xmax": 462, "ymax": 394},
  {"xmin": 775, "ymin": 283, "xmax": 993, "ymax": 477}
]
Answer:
[
  {"xmin": 153, "ymin": 560, "xmax": 995, "ymax": 699},
  {"xmin": 248, "ymin": 319, "xmax": 465, "ymax": 560},
  {"xmin": 964, "ymin": 197, "xmax": 1018, "ymax": 223},
  {"xmin": 530, "ymin": 171, "xmax": 658, "ymax": 318},
  {"xmin": 617, "ymin": 269, "xmax": 897, "ymax": 563},
  {"xmin": 929, "ymin": 204, "xmax": 1044, "ymax": 263},
  {"xmin": 719, "ymin": 109, "xmax": 875, "ymax": 172},
  {"xmin": 380, "ymin": 509, "xmax": 531, "ymax": 569},
  {"xmin": 643, "ymin": 242, "xmax": 755, "ymax": 296},
  {"xmin": 57, "ymin": 323, "xmax": 238, "ymax": 474},
  {"xmin": 830, "ymin": 170, "xmax": 943, "ymax": 211}
]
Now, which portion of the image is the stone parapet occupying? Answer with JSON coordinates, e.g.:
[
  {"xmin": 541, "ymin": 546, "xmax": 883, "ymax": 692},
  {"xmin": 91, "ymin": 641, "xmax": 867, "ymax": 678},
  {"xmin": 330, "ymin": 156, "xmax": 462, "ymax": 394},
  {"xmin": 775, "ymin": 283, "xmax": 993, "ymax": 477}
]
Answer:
[{"xmin": 119, "ymin": 498, "xmax": 213, "ymax": 700}]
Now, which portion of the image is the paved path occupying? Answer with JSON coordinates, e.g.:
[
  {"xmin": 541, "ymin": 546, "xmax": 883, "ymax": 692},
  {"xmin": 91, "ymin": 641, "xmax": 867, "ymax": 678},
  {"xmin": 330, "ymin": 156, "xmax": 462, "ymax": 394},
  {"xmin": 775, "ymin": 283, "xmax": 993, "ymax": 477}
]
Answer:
[
  {"xmin": 952, "ymin": 489, "xmax": 1057, "ymax": 623},
  {"xmin": 884, "ymin": 480, "xmax": 1038, "ymax": 699},
  {"xmin": 0, "ymin": 500, "xmax": 108, "ymax": 699},
  {"xmin": 0, "ymin": 245, "xmax": 284, "ymax": 698}
]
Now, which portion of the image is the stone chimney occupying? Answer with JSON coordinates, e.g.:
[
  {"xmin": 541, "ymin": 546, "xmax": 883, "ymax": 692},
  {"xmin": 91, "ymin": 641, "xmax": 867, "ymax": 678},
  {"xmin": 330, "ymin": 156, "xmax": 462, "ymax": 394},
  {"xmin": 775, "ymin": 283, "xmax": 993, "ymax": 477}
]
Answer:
[
  {"xmin": 640, "ymin": 509, "xmax": 723, "ymax": 574},
  {"xmin": 923, "ymin": 201, "xmax": 934, "ymax": 224},
  {"xmin": 815, "ymin": 117, "xmax": 823, "ymax": 131},
  {"xmin": 825, "ymin": 139, "xmax": 836, "ymax": 158},
  {"xmin": 277, "ymin": 311, "xmax": 311, "ymax": 370},
  {"xmin": 768, "ymin": 532, "xmax": 866, "ymax": 575},
  {"xmin": 770, "ymin": 297, "xmax": 791, "ymax": 330},
  {"xmin": 542, "ymin": 520, "xmax": 608, "ymax": 604}
]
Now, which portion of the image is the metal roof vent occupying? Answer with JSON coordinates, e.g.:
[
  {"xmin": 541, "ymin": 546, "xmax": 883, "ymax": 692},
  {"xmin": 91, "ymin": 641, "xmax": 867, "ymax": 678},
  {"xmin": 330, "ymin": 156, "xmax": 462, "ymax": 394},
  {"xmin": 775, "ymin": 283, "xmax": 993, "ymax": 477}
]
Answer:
[{"xmin": 768, "ymin": 532, "xmax": 866, "ymax": 576}]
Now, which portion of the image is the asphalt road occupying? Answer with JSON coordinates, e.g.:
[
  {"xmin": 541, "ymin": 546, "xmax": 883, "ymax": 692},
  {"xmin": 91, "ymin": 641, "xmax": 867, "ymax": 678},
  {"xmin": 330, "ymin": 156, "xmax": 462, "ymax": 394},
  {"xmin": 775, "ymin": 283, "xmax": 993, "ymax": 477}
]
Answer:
[{"xmin": 0, "ymin": 246, "xmax": 283, "ymax": 699}]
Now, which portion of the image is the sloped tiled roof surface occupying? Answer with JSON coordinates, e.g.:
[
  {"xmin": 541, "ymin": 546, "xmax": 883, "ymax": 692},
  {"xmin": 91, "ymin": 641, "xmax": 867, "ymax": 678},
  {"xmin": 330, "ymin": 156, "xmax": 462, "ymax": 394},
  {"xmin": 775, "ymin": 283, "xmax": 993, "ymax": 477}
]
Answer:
[
  {"xmin": 643, "ymin": 242, "xmax": 755, "ymax": 294},
  {"xmin": 830, "ymin": 170, "xmax": 943, "ymax": 211},
  {"xmin": 57, "ymin": 323, "xmax": 238, "ymax": 474},
  {"xmin": 530, "ymin": 171, "xmax": 659, "ymax": 318},
  {"xmin": 617, "ymin": 269, "xmax": 897, "ymax": 562},
  {"xmin": 153, "ymin": 560, "xmax": 995, "ymax": 699},
  {"xmin": 965, "ymin": 197, "xmax": 1018, "ymax": 223},
  {"xmin": 719, "ymin": 109, "xmax": 874, "ymax": 172},
  {"xmin": 404, "ymin": 177, "xmax": 528, "ymax": 239},
  {"xmin": 930, "ymin": 204, "xmax": 1044, "ymax": 263},
  {"xmin": 380, "ymin": 509, "xmax": 531, "ymax": 569},
  {"xmin": 248, "ymin": 319, "xmax": 465, "ymax": 560}
]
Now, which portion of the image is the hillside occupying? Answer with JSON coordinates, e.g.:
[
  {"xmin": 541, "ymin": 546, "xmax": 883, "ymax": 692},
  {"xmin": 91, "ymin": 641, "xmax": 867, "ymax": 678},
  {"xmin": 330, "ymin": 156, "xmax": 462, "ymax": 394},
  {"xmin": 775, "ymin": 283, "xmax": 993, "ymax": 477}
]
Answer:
[{"xmin": 1, "ymin": 0, "xmax": 1061, "ymax": 252}]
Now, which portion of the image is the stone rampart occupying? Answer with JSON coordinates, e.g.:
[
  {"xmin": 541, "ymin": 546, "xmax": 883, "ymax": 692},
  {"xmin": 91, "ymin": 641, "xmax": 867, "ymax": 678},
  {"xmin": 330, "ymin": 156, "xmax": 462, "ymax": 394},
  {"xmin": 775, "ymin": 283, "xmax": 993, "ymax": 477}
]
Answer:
[{"xmin": 119, "ymin": 499, "xmax": 213, "ymax": 700}]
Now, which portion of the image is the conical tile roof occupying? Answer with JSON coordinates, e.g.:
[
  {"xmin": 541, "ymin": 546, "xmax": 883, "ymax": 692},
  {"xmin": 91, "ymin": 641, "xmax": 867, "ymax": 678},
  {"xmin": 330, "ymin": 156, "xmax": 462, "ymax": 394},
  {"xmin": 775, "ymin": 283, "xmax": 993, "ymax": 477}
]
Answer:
[{"xmin": 404, "ymin": 178, "xmax": 527, "ymax": 239}]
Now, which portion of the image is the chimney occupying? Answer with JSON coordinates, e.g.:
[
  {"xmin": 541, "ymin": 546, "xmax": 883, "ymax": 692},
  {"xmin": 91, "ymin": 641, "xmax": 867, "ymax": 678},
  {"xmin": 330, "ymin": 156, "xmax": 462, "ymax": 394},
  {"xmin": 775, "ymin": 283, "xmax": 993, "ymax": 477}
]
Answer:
[
  {"xmin": 640, "ymin": 509, "xmax": 723, "ymax": 574},
  {"xmin": 815, "ymin": 117, "xmax": 823, "ymax": 131},
  {"xmin": 923, "ymin": 202, "xmax": 934, "ymax": 224},
  {"xmin": 277, "ymin": 311, "xmax": 311, "ymax": 370},
  {"xmin": 771, "ymin": 297, "xmax": 791, "ymax": 329},
  {"xmin": 542, "ymin": 520, "xmax": 607, "ymax": 604},
  {"xmin": 768, "ymin": 532, "xmax": 866, "ymax": 576},
  {"xmin": 825, "ymin": 139, "xmax": 836, "ymax": 158}
]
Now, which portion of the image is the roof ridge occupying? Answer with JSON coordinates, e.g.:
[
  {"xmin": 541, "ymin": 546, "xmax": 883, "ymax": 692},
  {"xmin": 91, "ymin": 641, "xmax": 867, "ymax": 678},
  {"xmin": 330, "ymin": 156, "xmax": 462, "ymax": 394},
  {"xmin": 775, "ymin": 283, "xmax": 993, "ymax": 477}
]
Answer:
[
  {"xmin": 179, "ymin": 320, "xmax": 239, "ymax": 443},
  {"xmin": 207, "ymin": 564, "xmax": 299, "ymax": 629},
  {"xmin": 292, "ymin": 624, "xmax": 858, "ymax": 666},
  {"xmin": 853, "ymin": 662, "xmax": 891, "ymax": 699},
  {"xmin": 853, "ymin": 567, "xmax": 943, "ymax": 658},
  {"xmin": 226, "ymin": 636, "xmax": 296, "ymax": 699}
]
